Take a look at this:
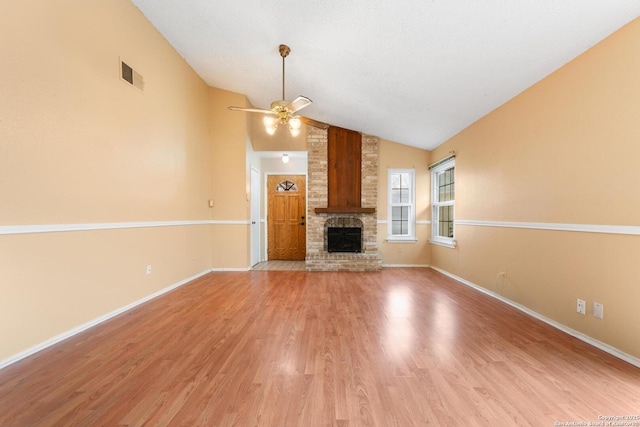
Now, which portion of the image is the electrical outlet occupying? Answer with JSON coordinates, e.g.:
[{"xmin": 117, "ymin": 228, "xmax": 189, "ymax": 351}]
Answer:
[
  {"xmin": 146, "ymin": 265, "xmax": 152, "ymax": 275},
  {"xmin": 576, "ymin": 299, "xmax": 586, "ymax": 315},
  {"xmin": 594, "ymin": 302, "xmax": 604, "ymax": 319}
]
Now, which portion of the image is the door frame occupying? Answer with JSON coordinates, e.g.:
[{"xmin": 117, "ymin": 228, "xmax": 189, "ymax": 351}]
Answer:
[
  {"xmin": 265, "ymin": 172, "xmax": 308, "ymax": 261},
  {"xmin": 250, "ymin": 167, "xmax": 261, "ymax": 267}
]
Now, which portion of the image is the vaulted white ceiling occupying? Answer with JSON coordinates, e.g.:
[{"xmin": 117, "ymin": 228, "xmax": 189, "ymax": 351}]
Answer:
[{"xmin": 131, "ymin": 0, "xmax": 639, "ymax": 150}]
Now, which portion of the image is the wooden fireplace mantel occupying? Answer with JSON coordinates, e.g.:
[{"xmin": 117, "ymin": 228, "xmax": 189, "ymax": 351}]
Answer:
[{"xmin": 314, "ymin": 207, "xmax": 376, "ymax": 214}]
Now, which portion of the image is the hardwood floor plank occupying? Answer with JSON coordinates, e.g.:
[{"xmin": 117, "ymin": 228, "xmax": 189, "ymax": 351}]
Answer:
[{"xmin": 1, "ymin": 268, "xmax": 639, "ymax": 426}]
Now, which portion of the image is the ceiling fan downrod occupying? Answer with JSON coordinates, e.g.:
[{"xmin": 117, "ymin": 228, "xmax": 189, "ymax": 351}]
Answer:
[{"xmin": 279, "ymin": 44, "xmax": 290, "ymax": 101}]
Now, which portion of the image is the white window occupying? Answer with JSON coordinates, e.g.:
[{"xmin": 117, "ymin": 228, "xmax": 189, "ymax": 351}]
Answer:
[
  {"xmin": 430, "ymin": 158, "xmax": 455, "ymax": 248},
  {"xmin": 388, "ymin": 169, "xmax": 416, "ymax": 241}
]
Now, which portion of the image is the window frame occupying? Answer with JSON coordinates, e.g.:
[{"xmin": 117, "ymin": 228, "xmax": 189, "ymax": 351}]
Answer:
[
  {"xmin": 387, "ymin": 168, "xmax": 416, "ymax": 242},
  {"xmin": 429, "ymin": 158, "xmax": 456, "ymax": 248}
]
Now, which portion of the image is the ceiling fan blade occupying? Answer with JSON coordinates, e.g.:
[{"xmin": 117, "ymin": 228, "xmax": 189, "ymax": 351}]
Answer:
[
  {"xmin": 228, "ymin": 106, "xmax": 276, "ymax": 115},
  {"xmin": 286, "ymin": 96, "xmax": 312, "ymax": 113},
  {"xmin": 300, "ymin": 116, "xmax": 329, "ymax": 130}
]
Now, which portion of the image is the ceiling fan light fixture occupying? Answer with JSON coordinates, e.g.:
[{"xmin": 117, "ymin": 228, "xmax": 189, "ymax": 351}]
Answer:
[
  {"xmin": 263, "ymin": 112, "xmax": 302, "ymax": 136},
  {"xmin": 263, "ymin": 116, "xmax": 277, "ymax": 135},
  {"xmin": 265, "ymin": 125, "xmax": 277, "ymax": 135},
  {"xmin": 289, "ymin": 116, "xmax": 301, "ymax": 130},
  {"xmin": 263, "ymin": 116, "xmax": 276, "ymax": 127},
  {"xmin": 289, "ymin": 116, "xmax": 301, "ymax": 137}
]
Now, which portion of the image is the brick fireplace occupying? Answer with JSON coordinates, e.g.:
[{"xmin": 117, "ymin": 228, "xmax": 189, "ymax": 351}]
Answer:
[{"xmin": 306, "ymin": 127, "xmax": 382, "ymax": 271}]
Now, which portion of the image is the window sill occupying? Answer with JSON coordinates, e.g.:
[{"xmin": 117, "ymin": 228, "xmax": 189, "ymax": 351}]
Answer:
[
  {"xmin": 386, "ymin": 237, "xmax": 418, "ymax": 243},
  {"xmin": 429, "ymin": 238, "xmax": 456, "ymax": 248}
]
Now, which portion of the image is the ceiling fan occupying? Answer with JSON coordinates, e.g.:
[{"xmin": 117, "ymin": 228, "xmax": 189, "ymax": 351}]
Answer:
[{"xmin": 228, "ymin": 44, "xmax": 328, "ymax": 136}]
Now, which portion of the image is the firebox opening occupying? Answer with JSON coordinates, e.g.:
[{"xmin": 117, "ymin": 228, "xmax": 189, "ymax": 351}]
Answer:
[{"xmin": 327, "ymin": 227, "xmax": 362, "ymax": 253}]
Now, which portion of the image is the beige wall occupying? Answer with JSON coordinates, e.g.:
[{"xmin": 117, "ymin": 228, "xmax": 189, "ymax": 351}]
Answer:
[
  {"xmin": 430, "ymin": 18, "xmax": 640, "ymax": 359},
  {"xmin": 208, "ymin": 87, "xmax": 252, "ymax": 269},
  {"xmin": 377, "ymin": 139, "xmax": 431, "ymax": 266},
  {"xmin": 0, "ymin": 0, "xmax": 215, "ymax": 361},
  {"xmin": 1, "ymin": 0, "xmax": 213, "ymax": 224}
]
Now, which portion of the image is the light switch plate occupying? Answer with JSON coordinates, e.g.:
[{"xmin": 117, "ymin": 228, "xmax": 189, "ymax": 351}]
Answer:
[{"xmin": 594, "ymin": 302, "xmax": 604, "ymax": 319}]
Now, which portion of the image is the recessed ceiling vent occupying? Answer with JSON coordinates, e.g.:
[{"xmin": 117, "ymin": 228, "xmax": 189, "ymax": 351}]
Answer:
[{"xmin": 120, "ymin": 60, "xmax": 144, "ymax": 92}]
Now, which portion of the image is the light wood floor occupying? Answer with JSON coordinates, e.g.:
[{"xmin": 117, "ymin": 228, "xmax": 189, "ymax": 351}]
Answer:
[{"xmin": 1, "ymin": 268, "xmax": 638, "ymax": 426}]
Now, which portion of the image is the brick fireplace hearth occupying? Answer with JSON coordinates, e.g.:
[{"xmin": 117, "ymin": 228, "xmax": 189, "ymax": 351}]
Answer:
[{"xmin": 306, "ymin": 127, "xmax": 382, "ymax": 272}]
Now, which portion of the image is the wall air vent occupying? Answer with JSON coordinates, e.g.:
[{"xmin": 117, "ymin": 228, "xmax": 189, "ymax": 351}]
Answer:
[{"xmin": 120, "ymin": 60, "xmax": 144, "ymax": 92}]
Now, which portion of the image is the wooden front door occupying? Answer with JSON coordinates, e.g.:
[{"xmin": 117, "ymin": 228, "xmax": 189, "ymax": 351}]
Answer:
[{"xmin": 267, "ymin": 175, "xmax": 306, "ymax": 260}]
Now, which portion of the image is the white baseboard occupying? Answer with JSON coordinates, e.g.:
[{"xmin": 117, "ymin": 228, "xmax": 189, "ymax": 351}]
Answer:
[
  {"xmin": 210, "ymin": 267, "xmax": 250, "ymax": 272},
  {"xmin": 430, "ymin": 266, "xmax": 640, "ymax": 369},
  {"xmin": 0, "ymin": 268, "xmax": 212, "ymax": 371}
]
